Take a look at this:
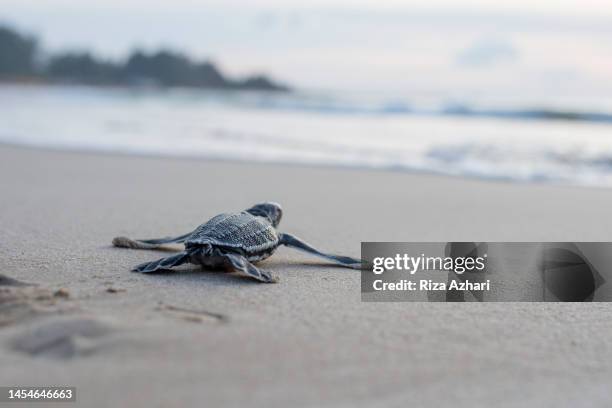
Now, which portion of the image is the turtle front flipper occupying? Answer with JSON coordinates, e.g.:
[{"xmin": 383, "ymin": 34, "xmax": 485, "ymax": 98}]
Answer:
[
  {"xmin": 132, "ymin": 251, "xmax": 191, "ymax": 273},
  {"xmin": 279, "ymin": 233, "xmax": 362, "ymax": 270},
  {"xmin": 223, "ymin": 253, "xmax": 278, "ymax": 283},
  {"xmin": 113, "ymin": 231, "xmax": 193, "ymax": 249}
]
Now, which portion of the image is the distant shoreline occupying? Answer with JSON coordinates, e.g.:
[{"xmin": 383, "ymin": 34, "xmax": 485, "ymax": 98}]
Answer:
[
  {"xmin": 0, "ymin": 24, "xmax": 290, "ymax": 92},
  {"xmin": 0, "ymin": 77, "xmax": 290, "ymax": 92}
]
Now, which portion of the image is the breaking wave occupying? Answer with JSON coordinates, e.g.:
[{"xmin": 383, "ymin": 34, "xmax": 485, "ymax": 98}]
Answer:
[{"xmin": 2, "ymin": 84, "xmax": 612, "ymax": 187}]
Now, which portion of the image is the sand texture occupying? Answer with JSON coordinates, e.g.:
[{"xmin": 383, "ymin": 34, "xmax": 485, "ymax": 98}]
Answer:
[{"xmin": 1, "ymin": 145, "xmax": 612, "ymax": 407}]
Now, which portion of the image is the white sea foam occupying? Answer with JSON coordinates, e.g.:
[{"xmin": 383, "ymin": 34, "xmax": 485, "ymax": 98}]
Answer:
[{"xmin": 2, "ymin": 84, "xmax": 612, "ymax": 187}]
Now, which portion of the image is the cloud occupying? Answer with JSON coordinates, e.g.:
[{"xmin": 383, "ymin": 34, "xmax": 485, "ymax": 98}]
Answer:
[{"xmin": 456, "ymin": 38, "xmax": 518, "ymax": 67}]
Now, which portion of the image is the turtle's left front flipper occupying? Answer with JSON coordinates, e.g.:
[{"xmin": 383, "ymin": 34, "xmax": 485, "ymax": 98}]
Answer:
[
  {"xmin": 279, "ymin": 233, "xmax": 362, "ymax": 269},
  {"xmin": 132, "ymin": 251, "xmax": 191, "ymax": 273}
]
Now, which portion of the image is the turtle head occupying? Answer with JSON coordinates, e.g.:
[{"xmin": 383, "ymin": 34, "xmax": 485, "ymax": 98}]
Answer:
[{"xmin": 246, "ymin": 202, "xmax": 283, "ymax": 227}]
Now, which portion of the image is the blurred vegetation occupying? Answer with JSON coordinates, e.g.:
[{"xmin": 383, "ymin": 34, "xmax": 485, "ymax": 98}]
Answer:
[
  {"xmin": 0, "ymin": 24, "xmax": 288, "ymax": 91},
  {"xmin": 0, "ymin": 26, "xmax": 38, "ymax": 76},
  {"xmin": 47, "ymin": 53, "xmax": 119, "ymax": 84}
]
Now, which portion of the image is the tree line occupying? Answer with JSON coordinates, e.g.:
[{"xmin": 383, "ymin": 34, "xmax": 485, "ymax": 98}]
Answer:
[{"xmin": 0, "ymin": 25, "xmax": 288, "ymax": 91}]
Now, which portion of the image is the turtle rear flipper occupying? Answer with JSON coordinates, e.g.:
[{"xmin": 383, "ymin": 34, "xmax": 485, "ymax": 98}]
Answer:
[
  {"xmin": 223, "ymin": 253, "xmax": 278, "ymax": 283},
  {"xmin": 279, "ymin": 233, "xmax": 362, "ymax": 269},
  {"xmin": 113, "ymin": 231, "xmax": 193, "ymax": 249},
  {"xmin": 132, "ymin": 251, "xmax": 190, "ymax": 273}
]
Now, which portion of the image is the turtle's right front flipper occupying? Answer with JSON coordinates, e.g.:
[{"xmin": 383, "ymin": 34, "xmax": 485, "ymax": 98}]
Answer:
[
  {"xmin": 132, "ymin": 251, "xmax": 191, "ymax": 273},
  {"xmin": 112, "ymin": 231, "xmax": 193, "ymax": 249},
  {"xmin": 279, "ymin": 233, "xmax": 362, "ymax": 269}
]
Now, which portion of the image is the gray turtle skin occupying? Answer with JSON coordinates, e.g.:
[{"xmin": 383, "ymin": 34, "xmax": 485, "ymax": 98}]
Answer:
[{"xmin": 112, "ymin": 202, "xmax": 361, "ymax": 283}]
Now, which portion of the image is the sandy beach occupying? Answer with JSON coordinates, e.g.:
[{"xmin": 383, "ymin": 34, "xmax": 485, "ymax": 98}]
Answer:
[{"xmin": 1, "ymin": 144, "xmax": 612, "ymax": 407}]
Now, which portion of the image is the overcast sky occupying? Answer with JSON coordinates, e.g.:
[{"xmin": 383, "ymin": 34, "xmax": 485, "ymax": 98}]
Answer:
[{"xmin": 2, "ymin": 0, "xmax": 612, "ymax": 96}]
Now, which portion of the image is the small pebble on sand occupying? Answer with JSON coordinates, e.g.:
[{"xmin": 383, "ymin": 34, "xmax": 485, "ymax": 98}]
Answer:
[
  {"xmin": 54, "ymin": 288, "xmax": 70, "ymax": 298},
  {"xmin": 106, "ymin": 287, "xmax": 126, "ymax": 294}
]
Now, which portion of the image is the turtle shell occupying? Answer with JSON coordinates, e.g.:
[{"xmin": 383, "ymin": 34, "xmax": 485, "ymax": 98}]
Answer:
[{"xmin": 185, "ymin": 212, "xmax": 279, "ymax": 254}]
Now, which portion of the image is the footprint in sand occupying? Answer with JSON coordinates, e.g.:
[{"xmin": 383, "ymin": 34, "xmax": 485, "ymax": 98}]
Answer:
[
  {"xmin": 0, "ymin": 285, "xmax": 72, "ymax": 327},
  {"xmin": 156, "ymin": 303, "xmax": 228, "ymax": 324},
  {"xmin": 0, "ymin": 273, "xmax": 32, "ymax": 287},
  {"xmin": 10, "ymin": 316, "xmax": 114, "ymax": 359}
]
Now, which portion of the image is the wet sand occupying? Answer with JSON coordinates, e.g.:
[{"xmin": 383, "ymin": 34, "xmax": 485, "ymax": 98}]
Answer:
[{"xmin": 1, "ymin": 145, "xmax": 612, "ymax": 407}]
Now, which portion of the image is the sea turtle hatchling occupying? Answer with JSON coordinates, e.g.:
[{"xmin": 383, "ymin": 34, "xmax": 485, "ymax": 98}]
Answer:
[{"xmin": 112, "ymin": 202, "xmax": 361, "ymax": 283}]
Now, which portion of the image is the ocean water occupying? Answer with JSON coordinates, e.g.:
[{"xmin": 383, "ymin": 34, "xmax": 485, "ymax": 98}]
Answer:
[{"xmin": 2, "ymin": 84, "xmax": 612, "ymax": 187}]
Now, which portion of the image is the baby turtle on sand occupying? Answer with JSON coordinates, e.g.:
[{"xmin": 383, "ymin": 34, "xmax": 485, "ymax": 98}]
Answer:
[{"xmin": 112, "ymin": 202, "xmax": 361, "ymax": 283}]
